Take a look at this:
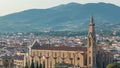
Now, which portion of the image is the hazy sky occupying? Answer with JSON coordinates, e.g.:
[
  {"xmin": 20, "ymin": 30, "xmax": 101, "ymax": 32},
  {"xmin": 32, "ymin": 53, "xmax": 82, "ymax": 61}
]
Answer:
[{"xmin": 0, "ymin": 0, "xmax": 120, "ymax": 16}]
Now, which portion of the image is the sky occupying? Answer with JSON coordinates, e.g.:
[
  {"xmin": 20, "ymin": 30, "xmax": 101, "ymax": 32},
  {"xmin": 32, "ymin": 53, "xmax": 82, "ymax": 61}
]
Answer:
[{"xmin": 0, "ymin": 0, "xmax": 120, "ymax": 16}]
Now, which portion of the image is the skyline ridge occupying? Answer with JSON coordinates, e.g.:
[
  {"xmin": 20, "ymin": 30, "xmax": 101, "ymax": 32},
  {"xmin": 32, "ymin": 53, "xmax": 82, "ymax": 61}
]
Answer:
[
  {"xmin": 0, "ymin": 2, "xmax": 120, "ymax": 16},
  {"xmin": 0, "ymin": 2, "xmax": 120, "ymax": 32}
]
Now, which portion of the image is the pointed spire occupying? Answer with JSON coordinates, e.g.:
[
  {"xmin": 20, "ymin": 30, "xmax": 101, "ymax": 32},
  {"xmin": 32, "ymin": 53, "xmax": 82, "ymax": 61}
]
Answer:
[
  {"xmin": 89, "ymin": 16, "xmax": 95, "ymax": 33},
  {"xmin": 88, "ymin": 16, "xmax": 96, "ymax": 44},
  {"xmin": 90, "ymin": 16, "xmax": 94, "ymax": 25}
]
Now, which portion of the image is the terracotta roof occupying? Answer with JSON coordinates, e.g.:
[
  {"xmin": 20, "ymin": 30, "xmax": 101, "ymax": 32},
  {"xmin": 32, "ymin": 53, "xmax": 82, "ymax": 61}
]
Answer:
[
  {"xmin": 0, "ymin": 55, "xmax": 24, "ymax": 60},
  {"xmin": 14, "ymin": 55, "xmax": 24, "ymax": 60},
  {"xmin": 0, "ymin": 55, "xmax": 14, "ymax": 59},
  {"xmin": 32, "ymin": 44, "xmax": 87, "ymax": 52}
]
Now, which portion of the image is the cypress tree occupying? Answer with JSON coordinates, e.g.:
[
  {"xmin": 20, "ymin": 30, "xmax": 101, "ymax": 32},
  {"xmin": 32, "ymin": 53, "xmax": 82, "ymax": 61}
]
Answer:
[
  {"xmin": 43, "ymin": 61, "xmax": 45, "ymax": 68},
  {"xmin": 25, "ymin": 61, "xmax": 28, "ymax": 68},
  {"xmin": 36, "ymin": 61, "xmax": 39, "ymax": 68},
  {"xmin": 30, "ymin": 59, "xmax": 35, "ymax": 68},
  {"xmin": 39, "ymin": 63, "xmax": 42, "ymax": 68}
]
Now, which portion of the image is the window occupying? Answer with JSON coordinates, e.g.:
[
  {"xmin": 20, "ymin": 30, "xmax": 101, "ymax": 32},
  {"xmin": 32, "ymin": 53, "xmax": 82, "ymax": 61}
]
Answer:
[
  {"xmin": 62, "ymin": 53, "xmax": 64, "ymax": 57},
  {"xmin": 55, "ymin": 53, "xmax": 57, "ymax": 57},
  {"xmin": 69, "ymin": 53, "xmax": 71, "ymax": 58},
  {"xmin": 77, "ymin": 57, "xmax": 80, "ymax": 60},
  {"xmin": 84, "ymin": 56, "xmax": 87, "ymax": 65},
  {"xmin": 5, "ymin": 64, "xmax": 8, "ymax": 67},
  {"xmin": 89, "ymin": 38, "xmax": 91, "ymax": 47},
  {"xmin": 89, "ymin": 57, "xmax": 91, "ymax": 64},
  {"xmin": 5, "ymin": 60, "xmax": 8, "ymax": 62}
]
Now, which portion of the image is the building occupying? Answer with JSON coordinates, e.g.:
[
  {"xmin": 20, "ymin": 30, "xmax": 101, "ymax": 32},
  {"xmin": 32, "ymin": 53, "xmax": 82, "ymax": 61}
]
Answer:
[
  {"xmin": 0, "ymin": 16, "xmax": 113, "ymax": 68},
  {"xmin": 87, "ymin": 16, "xmax": 97, "ymax": 68},
  {"xmin": 30, "ymin": 44, "xmax": 87, "ymax": 68},
  {"xmin": 14, "ymin": 55, "xmax": 25, "ymax": 68},
  {"xmin": 0, "ymin": 53, "xmax": 27, "ymax": 68},
  {"xmin": 29, "ymin": 16, "xmax": 113, "ymax": 68},
  {"xmin": 0, "ymin": 55, "xmax": 14, "ymax": 68}
]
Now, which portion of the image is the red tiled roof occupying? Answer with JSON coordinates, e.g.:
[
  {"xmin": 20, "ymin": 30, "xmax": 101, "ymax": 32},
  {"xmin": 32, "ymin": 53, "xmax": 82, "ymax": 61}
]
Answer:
[
  {"xmin": 32, "ymin": 45, "xmax": 87, "ymax": 52},
  {"xmin": 14, "ymin": 55, "xmax": 24, "ymax": 60},
  {"xmin": 0, "ymin": 55, "xmax": 13, "ymax": 59}
]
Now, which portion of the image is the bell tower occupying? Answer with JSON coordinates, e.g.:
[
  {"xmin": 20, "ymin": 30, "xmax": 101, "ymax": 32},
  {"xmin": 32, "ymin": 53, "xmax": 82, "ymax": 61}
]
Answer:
[{"xmin": 87, "ymin": 16, "xmax": 97, "ymax": 68}]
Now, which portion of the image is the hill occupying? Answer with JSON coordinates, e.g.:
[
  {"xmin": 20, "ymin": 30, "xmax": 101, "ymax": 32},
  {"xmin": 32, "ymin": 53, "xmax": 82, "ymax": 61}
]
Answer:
[{"xmin": 0, "ymin": 2, "xmax": 120, "ymax": 32}]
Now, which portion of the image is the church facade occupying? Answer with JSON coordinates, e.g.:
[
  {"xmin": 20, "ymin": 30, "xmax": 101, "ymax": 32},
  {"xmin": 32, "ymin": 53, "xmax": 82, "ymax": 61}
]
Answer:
[
  {"xmin": 29, "ymin": 16, "xmax": 113, "ymax": 68},
  {"xmin": 30, "ymin": 44, "xmax": 87, "ymax": 68}
]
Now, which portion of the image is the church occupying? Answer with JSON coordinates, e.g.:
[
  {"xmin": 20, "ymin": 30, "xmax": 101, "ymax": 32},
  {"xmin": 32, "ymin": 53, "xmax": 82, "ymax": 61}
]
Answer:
[{"xmin": 29, "ymin": 16, "xmax": 113, "ymax": 68}]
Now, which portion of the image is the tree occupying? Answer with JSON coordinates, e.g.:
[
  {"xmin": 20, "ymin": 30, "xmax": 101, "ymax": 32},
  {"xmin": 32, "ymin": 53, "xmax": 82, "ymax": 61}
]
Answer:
[
  {"xmin": 36, "ymin": 61, "xmax": 39, "ymax": 68},
  {"xmin": 25, "ymin": 61, "xmax": 28, "ymax": 68},
  {"xmin": 39, "ymin": 63, "xmax": 42, "ymax": 68},
  {"xmin": 106, "ymin": 63, "xmax": 120, "ymax": 68},
  {"xmin": 43, "ymin": 61, "xmax": 45, "ymax": 68},
  {"xmin": 106, "ymin": 64, "xmax": 114, "ymax": 68},
  {"xmin": 30, "ymin": 59, "xmax": 35, "ymax": 68}
]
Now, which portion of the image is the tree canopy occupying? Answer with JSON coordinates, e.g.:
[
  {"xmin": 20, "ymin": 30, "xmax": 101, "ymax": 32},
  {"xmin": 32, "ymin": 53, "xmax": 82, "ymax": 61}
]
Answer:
[
  {"xmin": 30, "ymin": 59, "xmax": 35, "ymax": 68},
  {"xmin": 106, "ymin": 63, "xmax": 120, "ymax": 68}
]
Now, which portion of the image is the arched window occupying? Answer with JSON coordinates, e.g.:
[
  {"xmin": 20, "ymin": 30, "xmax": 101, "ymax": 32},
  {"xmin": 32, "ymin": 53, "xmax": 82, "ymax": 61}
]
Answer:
[
  {"xmin": 89, "ymin": 38, "xmax": 91, "ymax": 47},
  {"xmin": 55, "ymin": 52, "xmax": 57, "ymax": 57},
  {"xmin": 68, "ymin": 53, "xmax": 71, "ymax": 58},
  {"xmin": 89, "ymin": 57, "xmax": 91, "ymax": 64},
  {"xmin": 62, "ymin": 53, "xmax": 64, "ymax": 57},
  {"xmin": 77, "ymin": 57, "xmax": 80, "ymax": 60}
]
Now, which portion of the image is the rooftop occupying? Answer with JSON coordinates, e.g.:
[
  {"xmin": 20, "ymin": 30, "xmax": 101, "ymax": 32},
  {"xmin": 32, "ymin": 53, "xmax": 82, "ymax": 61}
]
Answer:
[{"xmin": 31, "ymin": 41, "xmax": 87, "ymax": 52}]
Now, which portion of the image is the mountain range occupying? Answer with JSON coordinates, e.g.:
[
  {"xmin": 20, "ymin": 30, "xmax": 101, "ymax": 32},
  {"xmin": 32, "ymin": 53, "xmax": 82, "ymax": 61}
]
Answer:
[{"xmin": 0, "ymin": 2, "xmax": 120, "ymax": 33}]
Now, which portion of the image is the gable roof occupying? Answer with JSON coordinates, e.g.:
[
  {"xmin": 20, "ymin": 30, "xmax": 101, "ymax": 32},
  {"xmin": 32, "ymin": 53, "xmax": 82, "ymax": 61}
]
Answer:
[{"xmin": 31, "ymin": 43, "xmax": 87, "ymax": 52}]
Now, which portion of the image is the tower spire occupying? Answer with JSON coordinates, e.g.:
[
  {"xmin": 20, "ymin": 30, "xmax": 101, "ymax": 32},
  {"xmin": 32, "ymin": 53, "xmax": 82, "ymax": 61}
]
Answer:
[
  {"xmin": 90, "ymin": 16, "xmax": 93, "ymax": 24},
  {"xmin": 89, "ymin": 16, "xmax": 95, "ymax": 34},
  {"xmin": 87, "ymin": 16, "xmax": 97, "ymax": 68}
]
